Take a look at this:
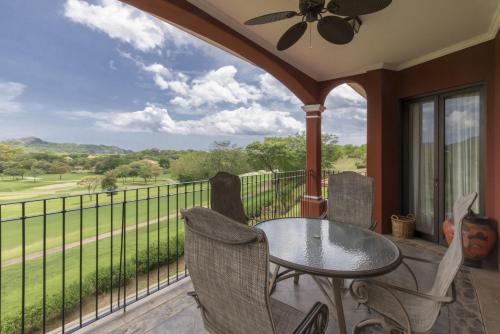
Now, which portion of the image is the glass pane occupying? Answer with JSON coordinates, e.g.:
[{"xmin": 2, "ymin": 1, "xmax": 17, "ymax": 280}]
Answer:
[
  {"xmin": 444, "ymin": 92, "xmax": 481, "ymax": 217},
  {"xmin": 409, "ymin": 100, "xmax": 435, "ymax": 235}
]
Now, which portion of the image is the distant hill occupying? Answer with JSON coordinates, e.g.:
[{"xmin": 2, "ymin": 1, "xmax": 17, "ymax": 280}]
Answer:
[{"xmin": 2, "ymin": 137, "xmax": 132, "ymax": 155}]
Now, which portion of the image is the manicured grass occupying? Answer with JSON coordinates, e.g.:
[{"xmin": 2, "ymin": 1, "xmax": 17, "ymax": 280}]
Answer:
[
  {"xmin": 0, "ymin": 173, "xmax": 176, "ymax": 202},
  {"xmin": 0, "ymin": 220, "xmax": 185, "ymax": 333},
  {"xmin": 332, "ymin": 157, "xmax": 363, "ymax": 171},
  {"xmin": 0, "ymin": 185, "xmax": 209, "ymax": 260},
  {"xmin": 0, "ymin": 175, "xmax": 278, "ymax": 260},
  {"xmin": 0, "ymin": 173, "xmax": 90, "ymax": 193}
]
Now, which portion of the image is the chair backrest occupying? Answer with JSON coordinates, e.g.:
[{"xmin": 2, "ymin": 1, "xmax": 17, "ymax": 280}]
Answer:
[
  {"xmin": 183, "ymin": 207, "xmax": 276, "ymax": 334},
  {"xmin": 431, "ymin": 193, "xmax": 477, "ymax": 297},
  {"xmin": 327, "ymin": 171, "xmax": 374, "ymax": 229},
  {"xmin": 209, "ymin": 171, "xmax": 248, "ymax": 225}
]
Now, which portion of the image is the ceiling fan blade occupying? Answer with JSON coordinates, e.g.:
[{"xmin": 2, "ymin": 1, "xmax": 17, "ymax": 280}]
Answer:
[
  {"xmin": 327, "ymin": 0, "xmax": 392, "ymax": 16},
  {"xmin": 317, "ymin": 16, "xmax": 354, "ymax": 45},
  {"xmin": 245, "ymin": 11, "xmax": 298, "ymax": 25},
  {"xmin": 277, "ymin": 22, "xmax": 308, "ymax": 51}
]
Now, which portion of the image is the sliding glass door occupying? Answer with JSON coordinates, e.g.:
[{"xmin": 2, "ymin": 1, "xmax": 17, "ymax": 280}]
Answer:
[{"xmin": 405, "ymin": 86, "xmax": 484, "ymax": 243}]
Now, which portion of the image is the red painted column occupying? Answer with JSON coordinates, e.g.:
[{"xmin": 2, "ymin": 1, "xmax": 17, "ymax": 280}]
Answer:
[
  {"xmin": 301, "ymin": 104, "xmax": 326, "ymax": 217},
  {"xmin": 365, "ymin": 70, "xmax": 399, "ymax": 234}
]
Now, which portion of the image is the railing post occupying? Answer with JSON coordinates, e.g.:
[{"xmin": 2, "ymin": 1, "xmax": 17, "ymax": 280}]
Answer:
[{"xmin": 301, "ymin": 104, "xmax": 326, "ymax": 218}]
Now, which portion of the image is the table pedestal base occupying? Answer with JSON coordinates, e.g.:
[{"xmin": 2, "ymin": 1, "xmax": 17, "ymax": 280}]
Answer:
[{"xmin": 312, "ymin": 276, "xmax": 348, "ymax": 334}]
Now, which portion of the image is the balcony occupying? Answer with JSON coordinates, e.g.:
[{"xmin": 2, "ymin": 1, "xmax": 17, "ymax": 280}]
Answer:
[
  {"xmin": 1, "ymin": 171, "xmax": 499, "ymax": 333},
  {"xmin": 1, "ymin": 0, "xmax": 499, "ymax": 333}
]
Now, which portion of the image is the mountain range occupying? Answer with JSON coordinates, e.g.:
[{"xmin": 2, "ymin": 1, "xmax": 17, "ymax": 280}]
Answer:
[{"xmin": 1, "ymin": 137, "xmax": 132, "ymax": 155}]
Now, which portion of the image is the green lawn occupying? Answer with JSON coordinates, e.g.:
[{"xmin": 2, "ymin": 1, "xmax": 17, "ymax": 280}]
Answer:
[
  {"xmin": 332, "ymin": 157, "xmax": 364, "ymax": 172},
  {"xmin": 0, "ymin": 184, "xmax": 208, "ymax": 261},
  {"xmin": 0, "ymin": 221, "xmax": 185, "ymax": 333},
  {"xmin": 0, "ymin": 173, "xmax": 174, "ymax": 201}
]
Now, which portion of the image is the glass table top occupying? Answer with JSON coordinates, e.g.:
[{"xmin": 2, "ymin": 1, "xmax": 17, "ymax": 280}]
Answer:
[{"xmin": 257, "ymin": 218, "xmax": 402, "ymax": 278}]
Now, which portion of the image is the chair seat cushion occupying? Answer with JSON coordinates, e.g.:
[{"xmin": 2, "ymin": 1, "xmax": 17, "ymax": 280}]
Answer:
[{"xmin": 270, "ymin": 298, "xmax": 305, "ymax": 334}]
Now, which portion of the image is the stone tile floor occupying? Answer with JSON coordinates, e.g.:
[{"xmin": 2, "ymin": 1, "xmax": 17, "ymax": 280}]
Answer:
[{"xmin": 80, "ymin": 238, "xmax": 500, "ymax": 334}]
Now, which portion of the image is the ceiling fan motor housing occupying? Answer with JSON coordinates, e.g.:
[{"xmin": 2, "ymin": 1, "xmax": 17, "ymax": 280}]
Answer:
[{"xmin": 299, "ymin": 0, "xmax": 325, "ymax": 22}]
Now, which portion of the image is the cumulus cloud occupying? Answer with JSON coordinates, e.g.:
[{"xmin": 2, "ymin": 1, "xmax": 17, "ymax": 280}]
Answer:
[
  {"xmin": 258, "ymin": 73, "xmax": 301, "ymax": 105},
  {"xmin": 170, "ymin": 66, "xmax": 263, "ymax": 109},
  {"xmin": 323, "ymin": 84, "xmax": 367, "ymax": 145},
  {"xmin": 125, "ymin": 54, "xmax": 300, "ymax": 110},
  {"xmin": 0, "ymin": 81, "xmax": 26, "ymax": 113},
  {"xmin": 71, "ymin": 104, "xmax": 304, "ymax": 135},
  {"xmin": 63, "ymin": 0, "xmax": 202, "ymax": 52}
]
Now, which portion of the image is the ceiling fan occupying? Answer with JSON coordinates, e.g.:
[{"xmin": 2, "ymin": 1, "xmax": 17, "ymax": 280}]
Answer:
[{"xmin": 244, "ymin": 0, "xmax": 392, "ymax": 51}]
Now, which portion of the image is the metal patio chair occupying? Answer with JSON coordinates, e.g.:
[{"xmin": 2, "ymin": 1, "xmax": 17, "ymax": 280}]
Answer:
[
  {"xmin": 349, "ymin": 192, "xmax": 478, "ymax": 334},
  {"xmin": 323, "ymin": 171, "xmax": 375, "ymax": 230},
  {"xmin": 183, "ymin": 207, "xmax": 329, "ymax": 334},
  {"xmin": 209, "ymin": 171, "xmax": 249, "ymax": 225}
]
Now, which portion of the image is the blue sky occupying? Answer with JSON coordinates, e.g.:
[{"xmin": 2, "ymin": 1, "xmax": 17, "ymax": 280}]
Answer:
[{"xmin": 0, "ymin": 0, "xmax": 366, "ymax": 150}]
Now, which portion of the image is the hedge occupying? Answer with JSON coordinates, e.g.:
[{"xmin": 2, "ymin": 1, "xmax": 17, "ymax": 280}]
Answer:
[{"xmin": 1, "ymin": 235, "xmax": 184, "ymax": 334}]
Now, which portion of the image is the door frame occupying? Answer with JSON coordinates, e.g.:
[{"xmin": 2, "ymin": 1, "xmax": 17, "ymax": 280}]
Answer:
[{"xmin": 402, "ymin": 83, "xmax": 486, "ymax": 244}]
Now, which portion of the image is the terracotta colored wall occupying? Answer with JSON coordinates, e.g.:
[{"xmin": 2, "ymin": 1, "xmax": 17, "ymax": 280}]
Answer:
[
  {"xmin": 319, "ymin": 39, "xmax": 498, "ymax": 249},
  {"xmin": 382, "ymin": 35, "xmax": 500, "ymax": 264},
  {"xmin": 494, "ymin": 30, "xmax": 500, "ymax": 269}
]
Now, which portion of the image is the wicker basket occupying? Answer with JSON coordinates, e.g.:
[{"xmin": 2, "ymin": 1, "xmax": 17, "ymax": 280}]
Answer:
[{"xmin": 391, "ymin": 214, "xmax": 416, "ymax": 238}]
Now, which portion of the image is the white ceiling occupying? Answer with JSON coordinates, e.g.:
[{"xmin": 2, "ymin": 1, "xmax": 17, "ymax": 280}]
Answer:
[{"xmin": 186, "ymin": 0, "xmax": 500, "ymax": 81}]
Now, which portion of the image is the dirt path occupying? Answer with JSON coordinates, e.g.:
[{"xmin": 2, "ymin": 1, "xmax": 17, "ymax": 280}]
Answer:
[{"xmin": 1, "ymin": 209, "xmax": 189, "ymax": 268}]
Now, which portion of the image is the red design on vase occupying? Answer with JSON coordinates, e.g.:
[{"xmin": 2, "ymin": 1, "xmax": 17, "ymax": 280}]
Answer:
[{"xmin": 442, "ymin": 214, "xmax": 497, "ymax": 266}]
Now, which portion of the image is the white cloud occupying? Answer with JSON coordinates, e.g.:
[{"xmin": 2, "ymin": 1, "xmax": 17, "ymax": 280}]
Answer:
[
  {"xmin": 63, "ymin": 0, "xmax": 202, "ymax": 52},
  {"xmin": 0, "ymin": 82, "xmax": 26, "ymax": 113},
  {"xmin": 258, "ymin": 73, "xmax": 301, "ymax": 105},
  {"xmin": 323, "ymin": 84, "xmax": 367, "ymax": 145},
  {"xmin": 124, "ymin": 58, "xmax": 263, "ymax": 108},
  {"xmin": 71, "ymin": 104, "xmax": 304, "ymax": 136},
  {"xmin": 170, "ymin": 66, "xmax": 263, "ymax": 108},
  {"xmin": 143, "ymin": 63, "xmax": 171, "ymax": 77}
]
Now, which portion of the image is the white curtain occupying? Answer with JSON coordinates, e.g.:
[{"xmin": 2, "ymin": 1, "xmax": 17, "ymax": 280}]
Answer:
[
  {"xmin": 409, "ymin": 101, "xmax": 435, "ymax": 236},
  {"xmin": 444, "ymin": 92, "xmax": 481, "ymax": 217}
]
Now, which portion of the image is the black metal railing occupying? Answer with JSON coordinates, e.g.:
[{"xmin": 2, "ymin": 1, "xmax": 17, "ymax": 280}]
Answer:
[{"xmin": 0, "ymin": 170, "xmax": 337, "ymax": 334}]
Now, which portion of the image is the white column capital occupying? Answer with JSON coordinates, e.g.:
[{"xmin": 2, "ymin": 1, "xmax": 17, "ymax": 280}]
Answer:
[
  {"xmin": 302, "ymin": 104, "xmax": 325, "ymax": 113},
  {"xmin": 302, "ymin": 104, "xmax": 325, "ymax": 118}
]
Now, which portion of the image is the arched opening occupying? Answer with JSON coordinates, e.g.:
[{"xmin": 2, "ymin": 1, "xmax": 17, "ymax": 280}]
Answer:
[{"xmin": 322, "ymin": 83, "xmax": 367, "ymax": 174}]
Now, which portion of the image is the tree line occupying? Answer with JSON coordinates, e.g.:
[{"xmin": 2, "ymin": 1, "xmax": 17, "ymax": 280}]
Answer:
[{"xmin": 0, "ymin": 133, "xmax": 367, "ymax": 184}]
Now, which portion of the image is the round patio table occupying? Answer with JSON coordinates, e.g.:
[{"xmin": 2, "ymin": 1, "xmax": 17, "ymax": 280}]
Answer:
[{"xmin": 257, "ymin": 218, "xmax": 402, "ymax": 334}]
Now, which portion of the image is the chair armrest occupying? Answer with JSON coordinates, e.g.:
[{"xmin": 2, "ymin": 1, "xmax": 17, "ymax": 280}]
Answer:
[
  {"xmin": 293, "ymin": 302, "xmax": 329, "ymax": 334},
  {"xmin": 357, "ymin": 279, "xmax": 454, "ymax": 303},
  {"xmin": 400, "ymin": 255, "xmax": 441, "ymax": 291}
]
